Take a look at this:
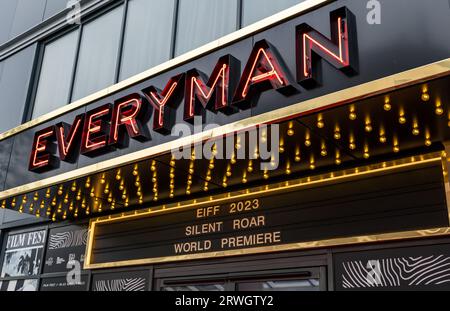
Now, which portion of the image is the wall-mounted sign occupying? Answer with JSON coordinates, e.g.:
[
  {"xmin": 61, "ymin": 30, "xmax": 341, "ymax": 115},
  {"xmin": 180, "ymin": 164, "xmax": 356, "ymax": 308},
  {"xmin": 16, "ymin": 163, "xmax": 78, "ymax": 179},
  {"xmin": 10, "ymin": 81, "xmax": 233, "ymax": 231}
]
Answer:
[
  {"xmin": 40, "ymin": 275, "xmax": 89, "ymax": 291},
  {"xmin": 92, "ymin": 270, "xmax": 150, "ymax": 291},
  {"xmin": 85, "ymin": 161, "xmax": 448, "ymax": 268},
  {"xmin": 1, "ymin": 230, "xmax": 46, "ymax": 277},
  {"xmin": 334, "ymin": 244, "xmax": 450, "ymax": 291},
  {"xmin": 43, "ymin": 225, "xmax": 88, "ymax": 274},
  {"xmin": 28, "ymin": 7, "xmax": 357, "ymax": 172}
]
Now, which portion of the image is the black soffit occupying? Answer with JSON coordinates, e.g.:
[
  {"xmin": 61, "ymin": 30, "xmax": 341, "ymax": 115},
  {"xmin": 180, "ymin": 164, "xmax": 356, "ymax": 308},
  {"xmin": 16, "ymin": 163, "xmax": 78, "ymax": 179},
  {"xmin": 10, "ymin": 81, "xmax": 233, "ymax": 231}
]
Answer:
[{"xmin": 1, "ymin": 76, "xmax": 450, "ymax": 221}]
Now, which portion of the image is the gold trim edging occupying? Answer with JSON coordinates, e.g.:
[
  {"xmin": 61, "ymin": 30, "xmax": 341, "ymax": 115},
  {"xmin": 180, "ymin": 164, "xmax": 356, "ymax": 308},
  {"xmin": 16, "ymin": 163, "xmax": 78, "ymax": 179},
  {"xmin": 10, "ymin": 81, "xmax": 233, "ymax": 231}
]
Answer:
[
  {"xmin": 0, "ymin": 0, "xmax": 333, "ymax": 141},
  {"xmin": 84, "ymin": 152, "xmax": 450, "ymax": 269},
  {"xmin": 1, "ymin": 59, "xmax": 450, "ymax": 201}
]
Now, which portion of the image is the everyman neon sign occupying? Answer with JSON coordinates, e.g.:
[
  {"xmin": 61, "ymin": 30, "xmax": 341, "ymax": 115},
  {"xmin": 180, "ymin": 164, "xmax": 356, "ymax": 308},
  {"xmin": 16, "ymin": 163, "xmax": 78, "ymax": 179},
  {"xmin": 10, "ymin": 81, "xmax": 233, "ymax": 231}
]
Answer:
[{"xmin": 29, "ymin": 7, "xmax": 357, "ymax": 172}]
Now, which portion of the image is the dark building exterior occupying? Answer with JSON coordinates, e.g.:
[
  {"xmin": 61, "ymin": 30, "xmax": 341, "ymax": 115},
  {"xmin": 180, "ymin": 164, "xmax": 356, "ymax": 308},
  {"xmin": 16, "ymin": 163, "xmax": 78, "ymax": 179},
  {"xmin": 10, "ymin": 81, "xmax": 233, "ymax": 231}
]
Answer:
[{"xmin": 0, "ymin": 0, "xmax": 450, "ymax": 291}]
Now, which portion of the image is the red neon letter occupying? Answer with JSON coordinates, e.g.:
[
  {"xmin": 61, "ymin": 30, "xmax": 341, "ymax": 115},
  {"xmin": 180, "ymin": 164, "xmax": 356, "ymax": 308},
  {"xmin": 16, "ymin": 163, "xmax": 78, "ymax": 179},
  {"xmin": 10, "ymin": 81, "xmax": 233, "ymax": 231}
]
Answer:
[
  {"xmin": 184, "ymin": 55, "xmax": 239, "ymax": 122},
  {"xmin": 81, "ymin": 104, "xmax": 112, "ymax": 156},
  {"xmin": 29, "ymin": 126, "xmax": 57, "ymax": 172},
  {"xmin": 233, "ymin": 40, "xmax": 295, "ymax": 107},
  {"xmin": 109, "ymin": 94, "xmax": 149, "ymax": 146},
  {"xmin": 143, "ymin": 74, "xmax": 184, "ymax": 133},
  {"xmin": 55, "ymin": 114, "xmax": 84, "ymax": 162},
  {"xmin": 296, "ymin": 6, "xmax": 357, "ymax": 87}
]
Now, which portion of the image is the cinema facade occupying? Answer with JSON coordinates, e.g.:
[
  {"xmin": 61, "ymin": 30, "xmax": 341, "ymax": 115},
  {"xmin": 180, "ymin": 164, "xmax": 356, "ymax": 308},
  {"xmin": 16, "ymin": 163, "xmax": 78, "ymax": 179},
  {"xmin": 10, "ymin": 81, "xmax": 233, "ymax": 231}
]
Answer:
[{"xmin": 0, "ymin": 0, "xmax": 450, "ymax": 291}]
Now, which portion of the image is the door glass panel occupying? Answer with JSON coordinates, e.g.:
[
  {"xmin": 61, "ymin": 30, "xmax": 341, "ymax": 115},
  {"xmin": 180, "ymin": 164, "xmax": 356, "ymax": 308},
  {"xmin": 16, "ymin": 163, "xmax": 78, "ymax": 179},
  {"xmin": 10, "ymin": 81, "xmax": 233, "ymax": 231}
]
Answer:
[
  {"xmin": 162, "ymin": 283, "xmax": 226, "ymax": 291},
  {"xmin": 237, "ymin": 278, "xmax": 320, "ymax": 291}
]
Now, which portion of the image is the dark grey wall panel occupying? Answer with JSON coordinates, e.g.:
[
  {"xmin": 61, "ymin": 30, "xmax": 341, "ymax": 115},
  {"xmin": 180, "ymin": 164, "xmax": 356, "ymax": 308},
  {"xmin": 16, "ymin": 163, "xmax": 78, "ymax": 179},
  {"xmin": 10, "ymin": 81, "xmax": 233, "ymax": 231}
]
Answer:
[
  {"xmin": 0, "ymin": 1, "xmax": 18, "ymax": 45},
  {"xmin": 0, "ymin": 137, "xmax": 14, "ymax": 191},
  {"xmin": 9, "ymin": 0, "xmax": 46, "ymax": 38},
  {"xmin": 0, "ymin": 44, "xmax": 37, "ymax": 134},
  {"xmin": 5, "ymin": 108, "xmax": 84, "ymax": 188},
  {"xmin": 1, "ymin": 209, "xmax": 35, "ymax": 224}
]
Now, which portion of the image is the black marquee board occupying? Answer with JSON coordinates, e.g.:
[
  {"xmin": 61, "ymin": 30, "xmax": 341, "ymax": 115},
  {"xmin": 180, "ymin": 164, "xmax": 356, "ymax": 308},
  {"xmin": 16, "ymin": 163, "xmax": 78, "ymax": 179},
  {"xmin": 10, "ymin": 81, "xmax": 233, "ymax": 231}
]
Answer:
[{"xmin": 90, "ymin": 163, "xmax": 449, "ymax": 265}]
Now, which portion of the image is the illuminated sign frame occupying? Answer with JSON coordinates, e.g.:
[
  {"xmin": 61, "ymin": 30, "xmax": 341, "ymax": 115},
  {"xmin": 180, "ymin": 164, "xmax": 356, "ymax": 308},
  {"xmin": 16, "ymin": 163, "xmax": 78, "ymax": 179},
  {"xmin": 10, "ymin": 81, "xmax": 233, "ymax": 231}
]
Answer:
[{"xmin": 29, "ymin": 7, "xmax": 357, "ymax": 172}]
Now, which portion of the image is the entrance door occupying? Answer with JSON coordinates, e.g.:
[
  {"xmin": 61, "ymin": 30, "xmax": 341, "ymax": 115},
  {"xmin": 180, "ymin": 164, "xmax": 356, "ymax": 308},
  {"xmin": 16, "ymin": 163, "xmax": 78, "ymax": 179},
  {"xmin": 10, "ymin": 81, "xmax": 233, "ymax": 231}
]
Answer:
[{"xmin": 157, "ymin": 267, "xmax": 326, "ymax": 291}]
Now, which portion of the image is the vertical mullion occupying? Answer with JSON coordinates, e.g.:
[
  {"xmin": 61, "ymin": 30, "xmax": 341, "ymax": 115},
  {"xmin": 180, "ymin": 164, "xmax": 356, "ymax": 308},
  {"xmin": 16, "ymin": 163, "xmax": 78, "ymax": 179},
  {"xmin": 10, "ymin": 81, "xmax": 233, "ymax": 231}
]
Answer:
[
  {"xmin": 170, "ymin": 0, "xmax": 180, "ymax": 59},
  {"xmin": 24, "ymin": 42, "xmax": 45, "ymax": 122},
  {"xmin": 114, "ymin": 0, "xmax": 129, "ymax": 83},
  {"xmin": 67, "ymin": 24, "xmax": 83, "ymax": 103},
  {"xmin": 237, "ymin": 0, "xmax": 243, "ymax": 30}
]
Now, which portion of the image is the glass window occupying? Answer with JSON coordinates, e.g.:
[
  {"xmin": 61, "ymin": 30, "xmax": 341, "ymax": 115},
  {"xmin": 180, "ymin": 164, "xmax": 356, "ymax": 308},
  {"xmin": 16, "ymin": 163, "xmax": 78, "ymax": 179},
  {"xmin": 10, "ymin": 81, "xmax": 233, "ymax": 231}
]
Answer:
[
  {"xmin": 9, "ymin": 0, "xmax": 46, "ymax": 38},
  {"xmin": 237, "ymin": 278, "xmax": 320, "ymax": 291},
  {"xmin": 119, "ymin": 0, "xmax": 175, "ymax": 81},
  {"xmin": 242, "ymin": 0, "xmax": 301, "ymax": 27},
  {"xmin": 175, "ymin": 0, "xmax": 238, "ymax": 56},
  {"xmin": 44, "ymin": 0, "xmax": 69, "ymax": 20},
  {"xmin": 162, "ymin": 283, "xmax": 226, "ymax": 291},
  {"xmin": 71, "ymin": 5, "xmax": 124, "ymax": 101},
  {"xmin": 32, "ymin": 30, "xmax": 79, "ymax": 118},
  {"xmin": 0, "ymin": 44, "xmax": 37, "ymax": 133},
  {"xmin": 0, "ymin": 1, "xmax": 18, "ymax": 45}
]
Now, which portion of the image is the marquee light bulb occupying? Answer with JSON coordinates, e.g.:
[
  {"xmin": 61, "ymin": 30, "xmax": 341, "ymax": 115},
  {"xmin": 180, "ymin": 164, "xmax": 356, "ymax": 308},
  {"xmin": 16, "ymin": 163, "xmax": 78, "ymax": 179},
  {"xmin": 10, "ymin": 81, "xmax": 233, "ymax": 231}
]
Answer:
[
  {"xmin": 279, "ymin": 139, "xmax": 285, "ymax": 153},
  {"xmin": 287, "ymin": 121, "xmax": 295, "ymax": 136},
  {"xmin": 334, "ymin": 128, "xmax": 341, "ymax": 140},
  {"xmin": 305, "ymin": 132, "xmax": 312, "ymax": 147},
  {"xmin": 248, "ymin": 160, "xmax": 254, "ymax": 173},
  {"xmin": 335, "ymin": 152, "xmax": 342, "ymax": 165},
  {"xmin": 365, "ymin": 121, "xmax": 373, "ymax": 133},
  {"xmin": 321, "ymin": 145, "xmax": 327, "ymax": 157},
  {"xmin": 349, "ymin": 106, "xmax": 357, "ymax": 121},
  {"xmin": 115, "ymin": 169, "xmax": 122, "ymax": 180},
  {"xmin": 384, "ymin": 96, "xmax": 391, "ymax": 111},
  {"xmin": 317, "ymin": 115, "xmax": 324, "ymax": 129},
  {"xmin": 100, "ymin": 173, "xmax": 106, "ymax": 184},
  {"xmin": 393, "ymin": 143, "xmax": 400, "ymax": 153},
  {"xmin": 295, "ymin": 147, "xmax": 301, "ymax": 162},
  {"xmin": 363, "ymin": 148, "xmax": 370, "ymax": 159},
  {"xmin": 132, "ymin": 164, "xmax": 139, "ymax": 176},
  {"xmin": 435, "ymin": 101, "xmax": 444, "ymax": 115},
  {"xmin": 286, "ymin": 162, "xmax": 291, "ymax": 175},
  {"xmin": 421, "ymin": 93, "xmax": 430, "ymax": 102},
  {"xmin": 85, "ymin": 177, "xmax": 91, "ymax": 189}
]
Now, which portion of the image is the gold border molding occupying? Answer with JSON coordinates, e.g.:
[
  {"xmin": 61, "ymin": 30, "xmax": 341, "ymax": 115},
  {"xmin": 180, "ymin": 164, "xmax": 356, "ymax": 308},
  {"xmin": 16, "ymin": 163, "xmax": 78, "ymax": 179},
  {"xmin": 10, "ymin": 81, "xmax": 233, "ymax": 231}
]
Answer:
[
  {"xmin": 0, "ymin": 59, "xmax": 449, "ymax": 201},
  {"xmin": 0, "ymin": 0, "xmax": 333, "ymax": 141},
  {"xmin": 84, "ymin": 152, "xmax": 450, "ymax": 269}
]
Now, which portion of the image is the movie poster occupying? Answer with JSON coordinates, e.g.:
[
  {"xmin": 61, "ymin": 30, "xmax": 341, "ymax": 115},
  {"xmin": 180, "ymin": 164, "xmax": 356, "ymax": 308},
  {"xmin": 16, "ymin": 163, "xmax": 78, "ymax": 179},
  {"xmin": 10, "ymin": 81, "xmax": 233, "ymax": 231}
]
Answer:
[
  {"xmin": 0, "ymin": 279, "xmax": 39, "ymax": 291},
  {"xmin": 43, "ymin": 225, "xmax": 88, "ymax": 274},
  {"xmin": 1, "ymin": 230, "xmax": 46, "ymax": 278}
]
